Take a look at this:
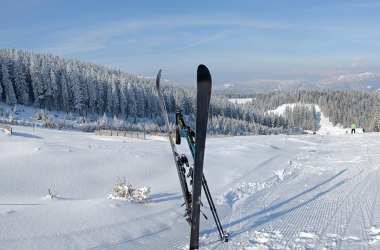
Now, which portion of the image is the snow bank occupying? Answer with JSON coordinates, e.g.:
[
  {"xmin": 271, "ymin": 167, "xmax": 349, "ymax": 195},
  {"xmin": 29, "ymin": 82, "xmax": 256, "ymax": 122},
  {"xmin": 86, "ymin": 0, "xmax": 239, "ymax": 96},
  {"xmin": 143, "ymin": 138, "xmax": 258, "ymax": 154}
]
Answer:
[{"xmin": 0, "ymin": 128, "xmax": 12, "ymax": 135}]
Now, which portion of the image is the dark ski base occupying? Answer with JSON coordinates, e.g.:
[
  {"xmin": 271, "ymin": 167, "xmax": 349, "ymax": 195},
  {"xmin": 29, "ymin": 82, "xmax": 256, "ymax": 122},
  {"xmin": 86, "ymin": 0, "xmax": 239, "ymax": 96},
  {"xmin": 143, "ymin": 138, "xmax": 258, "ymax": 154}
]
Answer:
[{"xmin": 190, "ymin": 64, "xmax": 213, "ymax": 250}]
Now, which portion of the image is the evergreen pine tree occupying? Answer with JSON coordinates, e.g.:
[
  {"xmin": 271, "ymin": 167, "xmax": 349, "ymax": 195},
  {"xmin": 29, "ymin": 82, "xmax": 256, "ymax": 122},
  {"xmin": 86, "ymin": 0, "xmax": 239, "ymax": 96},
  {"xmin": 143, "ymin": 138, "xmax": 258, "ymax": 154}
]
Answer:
[{"xmin": 2, "ymin": 63, "xmax": 17, "ymax": 105}]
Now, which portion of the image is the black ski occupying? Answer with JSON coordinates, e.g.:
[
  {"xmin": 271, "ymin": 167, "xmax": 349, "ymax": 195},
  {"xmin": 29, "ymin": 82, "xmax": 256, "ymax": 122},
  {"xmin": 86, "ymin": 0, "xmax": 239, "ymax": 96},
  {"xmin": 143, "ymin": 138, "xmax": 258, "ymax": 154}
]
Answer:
[
  {"xmin": 176, "ymin": 110, "xmax": 229, "ymax": 243},
  {"xmin": 155, "ymin": 70, "xmax": 193, "ymax": 224},
  {"xmin": 190, "ymin": 64, "xmax": 212, "ymax": 250}
]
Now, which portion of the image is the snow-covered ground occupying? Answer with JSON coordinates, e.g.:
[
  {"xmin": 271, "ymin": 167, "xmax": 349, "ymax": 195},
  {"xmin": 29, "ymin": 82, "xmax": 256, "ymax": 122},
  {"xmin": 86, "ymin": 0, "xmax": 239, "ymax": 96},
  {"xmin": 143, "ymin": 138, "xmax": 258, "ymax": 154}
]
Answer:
[{"xmin": 1, "ymin": 123, "xmax": 380, "ymax": 249}]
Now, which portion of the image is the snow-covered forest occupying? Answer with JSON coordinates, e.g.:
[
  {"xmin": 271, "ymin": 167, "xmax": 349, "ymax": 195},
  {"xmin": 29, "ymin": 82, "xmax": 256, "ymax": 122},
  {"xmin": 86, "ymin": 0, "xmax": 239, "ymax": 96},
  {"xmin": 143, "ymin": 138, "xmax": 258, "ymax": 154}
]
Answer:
[
  {"xmin": 246, "ymin": 90, "xmax": 380, "ymax": 131},
  {"xmin": 1, "ymin": 48, "xmax": 380, "ymax": 135}
]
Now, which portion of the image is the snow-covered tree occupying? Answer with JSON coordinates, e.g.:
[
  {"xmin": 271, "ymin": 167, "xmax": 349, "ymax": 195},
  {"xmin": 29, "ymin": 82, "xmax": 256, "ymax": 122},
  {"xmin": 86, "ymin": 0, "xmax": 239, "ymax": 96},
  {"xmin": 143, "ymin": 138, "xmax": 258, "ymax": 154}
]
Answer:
[
  {"xmin": 13, "ymin": 55, "xmax": 29, "ymax": 105},
  {"xmin": 2, "ymin": 64, "xmax": 17, "ymax": 105},
  {"xmin": 72, "ymin": 71, "xmax": 84, "ymax": 114}
]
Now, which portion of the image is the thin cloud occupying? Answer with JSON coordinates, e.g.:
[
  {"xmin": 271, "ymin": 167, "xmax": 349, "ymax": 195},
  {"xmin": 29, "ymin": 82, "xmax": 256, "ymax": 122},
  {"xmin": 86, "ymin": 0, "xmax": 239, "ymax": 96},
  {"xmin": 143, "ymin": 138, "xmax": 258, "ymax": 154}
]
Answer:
[
  {"xmin": 40, "ymin": 15, "xmax": 290, "ymax": 56},
  {"xmin": 352, "ymin": 56, "xmax": 364, "ymax": 68},
  {"xmin": 158, "ymin": 30, "xmax": 233, "ymax": 56}
]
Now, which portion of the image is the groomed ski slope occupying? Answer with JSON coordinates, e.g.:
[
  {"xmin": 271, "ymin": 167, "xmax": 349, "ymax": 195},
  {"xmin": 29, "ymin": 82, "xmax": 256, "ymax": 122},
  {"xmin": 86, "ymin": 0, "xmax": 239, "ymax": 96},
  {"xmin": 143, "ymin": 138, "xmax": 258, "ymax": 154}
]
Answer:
[
  {"xmin": 1, "ymin": 124, "xmax": 379, "ymax": 249},
  {"xmin": 268, "ymin": 103, "xmax": 356, "ymax": 135}
]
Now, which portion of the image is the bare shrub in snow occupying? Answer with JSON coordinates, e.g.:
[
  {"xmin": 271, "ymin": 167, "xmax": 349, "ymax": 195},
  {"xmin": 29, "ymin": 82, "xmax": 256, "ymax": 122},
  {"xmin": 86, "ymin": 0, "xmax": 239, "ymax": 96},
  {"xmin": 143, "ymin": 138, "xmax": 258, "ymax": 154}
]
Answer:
[
  {"xmin": 135, "ymin": 186, "xmax": 151, "ymax": 204},
  {"xmin": 57, "ymin": 119, "xmax": 67, "ymax": 130},
  {"xmin": 34, "ymin": 110, "xmax": 45, "ymax": 121},
  {"xmin": 43, "ymin": 116, "xmax": 54, "ymax": 128},
  {"xmin": 34, "ymin": 110, "xmax": 54, "ymax": 128},
  {"xmin": 108, "ymin": 177, "xmax": 135, "ymax": 201},
  {"xmin": 108, "ymin": 177, "xmax": 150, "ymax": 203}
]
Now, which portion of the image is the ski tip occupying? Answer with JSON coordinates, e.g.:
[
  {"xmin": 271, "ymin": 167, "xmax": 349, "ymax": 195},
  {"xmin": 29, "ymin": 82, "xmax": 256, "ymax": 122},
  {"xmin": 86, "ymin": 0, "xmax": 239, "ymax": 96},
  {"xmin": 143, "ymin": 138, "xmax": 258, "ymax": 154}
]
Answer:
[
  {"xmin": 156, "ymin": 69, "xmax": 162, "ymax": 87},
  {"xmin": 197, "ymin": 64, "xmax": 211, "ymax": 83}
]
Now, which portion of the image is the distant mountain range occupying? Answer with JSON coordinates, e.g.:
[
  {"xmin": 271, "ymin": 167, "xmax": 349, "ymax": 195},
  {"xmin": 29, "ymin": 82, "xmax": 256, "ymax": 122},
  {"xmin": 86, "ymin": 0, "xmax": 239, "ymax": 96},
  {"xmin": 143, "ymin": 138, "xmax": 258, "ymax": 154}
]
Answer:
[
  {"xmin": 317, "ymin": 72, "xmax": 380, "ymax": 90},
  {"xmin": 214, "ymin": 72, "xmax": 380, "ymax": 95}
]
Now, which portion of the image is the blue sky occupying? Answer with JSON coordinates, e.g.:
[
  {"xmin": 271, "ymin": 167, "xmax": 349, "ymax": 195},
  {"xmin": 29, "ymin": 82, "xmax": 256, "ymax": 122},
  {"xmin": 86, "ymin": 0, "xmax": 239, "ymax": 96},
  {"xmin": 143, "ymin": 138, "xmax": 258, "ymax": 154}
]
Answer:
[{"xmin": 1, "ymin": 0, "xmax": 380, "ymax": 85}]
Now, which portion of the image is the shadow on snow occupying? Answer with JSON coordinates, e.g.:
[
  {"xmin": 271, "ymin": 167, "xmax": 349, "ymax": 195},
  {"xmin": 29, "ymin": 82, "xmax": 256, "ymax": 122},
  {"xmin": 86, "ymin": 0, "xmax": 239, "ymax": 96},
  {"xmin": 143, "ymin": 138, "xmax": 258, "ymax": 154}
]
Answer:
[
  {"xmin": 150, "ymin": 192, "xmax": 183, "ymax": 203},
  {"xmin": 202, "ymin": 169, "xmax": 349, "ymax": 240},
  {"xmin": 11, "ymin": 132, "xmax": 42, "ymax": 139}
]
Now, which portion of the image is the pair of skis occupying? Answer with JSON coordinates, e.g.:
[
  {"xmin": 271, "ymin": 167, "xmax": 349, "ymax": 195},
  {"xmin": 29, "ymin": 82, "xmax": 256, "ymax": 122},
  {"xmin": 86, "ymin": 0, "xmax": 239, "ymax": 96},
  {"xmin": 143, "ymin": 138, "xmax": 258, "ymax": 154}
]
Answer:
[{"xmin": 155, "ymin": 65, "xmax": 228, "ymax": 249}]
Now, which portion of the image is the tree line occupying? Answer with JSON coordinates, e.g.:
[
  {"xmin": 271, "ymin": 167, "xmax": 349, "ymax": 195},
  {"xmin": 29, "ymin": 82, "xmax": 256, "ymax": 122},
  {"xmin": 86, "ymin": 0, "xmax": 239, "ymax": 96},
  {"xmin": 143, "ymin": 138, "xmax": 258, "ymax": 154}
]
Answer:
[{"xmin": 1, "ymin": 48, "xmax": 379, "ymax": 135}]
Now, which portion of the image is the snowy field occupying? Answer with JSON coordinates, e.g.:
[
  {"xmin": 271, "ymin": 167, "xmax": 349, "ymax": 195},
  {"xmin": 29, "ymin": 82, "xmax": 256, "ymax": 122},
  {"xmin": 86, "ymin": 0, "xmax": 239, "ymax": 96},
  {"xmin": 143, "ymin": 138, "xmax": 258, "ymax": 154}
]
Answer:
[{"xmin": 1, "ymin": 125, "xmax": 380, "ymax": 249}]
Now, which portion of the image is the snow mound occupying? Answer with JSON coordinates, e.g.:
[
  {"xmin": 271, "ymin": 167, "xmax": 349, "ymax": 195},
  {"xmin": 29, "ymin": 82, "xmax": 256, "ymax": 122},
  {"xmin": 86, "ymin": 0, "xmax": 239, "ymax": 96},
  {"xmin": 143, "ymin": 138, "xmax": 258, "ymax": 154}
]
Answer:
[
  {"xmin": 217, "ymin": 182, "xmax": 267, "ymax": 206},
  {"xmin": 217, "ymin": 161, "xmax": 301, "ymax": 206},
  {"xmin": 0, "ymin": 128, "xmax": 12, "ymax": 135},
  {"xmin": 233, "ymin": 230, "xmax": 285, "ymax": 249},
  {"xmin": 298, "ymin": 231, "xmax": 319, "ymax": 239},
  {"xmin": 288, "ymin": 231, "xmax": 320, "ymax": 249},
  {"xmin": 369, "ymin": 226, "xmax": 380, "ymax": 244}
]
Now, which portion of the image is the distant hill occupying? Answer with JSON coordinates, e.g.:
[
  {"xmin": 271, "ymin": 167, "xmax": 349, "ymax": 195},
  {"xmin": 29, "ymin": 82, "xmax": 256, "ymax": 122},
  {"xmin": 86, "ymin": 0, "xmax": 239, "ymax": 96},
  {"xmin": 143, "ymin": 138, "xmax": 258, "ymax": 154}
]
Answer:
[
  {"xmin": 317, "ymin": 72, "xmax": 380, "ymax": 91},
  {"xmin": 214, "ymin": 72, "xmax": 380, "ymax": 96}
]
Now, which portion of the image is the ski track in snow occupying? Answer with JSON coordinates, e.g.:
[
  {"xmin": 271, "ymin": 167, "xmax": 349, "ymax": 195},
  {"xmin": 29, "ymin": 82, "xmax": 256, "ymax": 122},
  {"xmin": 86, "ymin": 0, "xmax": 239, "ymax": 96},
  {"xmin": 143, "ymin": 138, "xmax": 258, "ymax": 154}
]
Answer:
[
  {"xmin": 2, "ymin": 126, "xmax": 380, "ymax": 249},
  {"xmin": 209, "ymin": 134, "xmax": 380, "ymax": 250}
]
